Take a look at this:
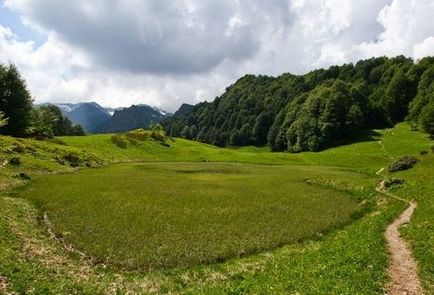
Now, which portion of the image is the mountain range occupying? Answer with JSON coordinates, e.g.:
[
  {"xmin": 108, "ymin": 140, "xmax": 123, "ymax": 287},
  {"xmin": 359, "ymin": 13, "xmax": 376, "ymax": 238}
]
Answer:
[{"xmin": 47, "ymin": 102, "xmax": 176, "ymax": 134}]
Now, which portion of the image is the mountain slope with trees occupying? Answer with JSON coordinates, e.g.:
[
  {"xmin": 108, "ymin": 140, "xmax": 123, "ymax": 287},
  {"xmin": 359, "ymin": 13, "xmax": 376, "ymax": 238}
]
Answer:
[
  {"xmin": 103, "ymin": 105, "xmax": 170, "ymax": 133},
  {"xmin": 65, "ymin": 102, "xmax": 112, "ymax": 133},
  {"xmin": 164, "ymin": 56, "xmax": 434, "ymax": 151}
]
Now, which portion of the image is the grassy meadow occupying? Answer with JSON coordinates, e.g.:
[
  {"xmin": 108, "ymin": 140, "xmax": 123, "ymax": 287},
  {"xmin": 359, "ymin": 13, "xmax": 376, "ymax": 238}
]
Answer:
[
  {"xmin": 20, "ymin": 162, "xmax": 366, "ymax": 270},
  {"xmin": 0, "ymin": 123, "xmax": 433, "ymax": 294}
]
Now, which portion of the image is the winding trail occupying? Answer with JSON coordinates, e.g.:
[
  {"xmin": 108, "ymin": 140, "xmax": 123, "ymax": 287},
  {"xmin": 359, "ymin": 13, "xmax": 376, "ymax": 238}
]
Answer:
[{"xmin": 377, "ymin": 184, "xmax": 424, "ymax": 294}]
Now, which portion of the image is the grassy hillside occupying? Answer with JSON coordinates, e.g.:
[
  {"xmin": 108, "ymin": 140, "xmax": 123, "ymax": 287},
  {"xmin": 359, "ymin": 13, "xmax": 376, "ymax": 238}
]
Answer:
[{"xmin": 0, "ymin": 123, "xmax": 433, "ymax": 294}]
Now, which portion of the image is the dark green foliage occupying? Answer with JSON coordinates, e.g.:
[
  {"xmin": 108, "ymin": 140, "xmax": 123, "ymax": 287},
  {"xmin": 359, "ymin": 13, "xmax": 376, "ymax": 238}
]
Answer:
[
  {"xmin": 27, "ymin": 107, "xmax": 58, "ymax": 139},
  {"xmin": 57, "ymin": 151, "xmax": 104, "ymax": 168},
  {"xmin": 72, "ymin": 124, "xmax": 86, "ymax": 136},
  {"xmin": 408, "ymin": 62, "xmax": 434, "ymax": 136},
  {"xmin": 16, "ymin": 172, "xmax": 31, "ymax": 180},
  {"xmin": 384, "ymin": 68, "xmax": 417, "ymax": 123},
  {"xmin": 0, "ymin": 111, "xmax": 7, "ymax": 128},
  {"xmin": 181, "ymin": 126, "xmax": 192, "ymax": 139},
  {"xmin": 8, "ymin": 156, "xmax": 21, "ymax": 166},
  {"xmin": 285, "ymin": 80, "xmax": 366, "ymax": 152},
  {"xmin": 0, "ymin": 64, "xmax": 33, "ymax": 137},
  {"xmin": 252, "ymin": 111, "xmax": 273, "ymax": 145},
  {"xmin": 381, "ymin": 178, "xmax": 405, "ymax": 188},
  {"xmin": 388, "ymin": 155, "xmax": 419, "ymax": 172},
  {"xmin": 164, "ymin": 56, "xmax": 433, "ymax": 152},
  {"xmin": 40, "ymin": 104, "xmax": 85, "ymax": 136},
  {"xmin": 419, "ymin": 102, "xmax": 434, "ymax": 136}
]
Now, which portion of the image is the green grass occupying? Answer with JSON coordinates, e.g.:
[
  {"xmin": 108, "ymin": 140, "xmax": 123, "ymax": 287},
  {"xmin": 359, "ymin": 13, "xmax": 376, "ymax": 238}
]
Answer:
[
  {"xmin": 0, "ymin": 123, "xmax": 433, "ymax": 294},
  {"xmin": 19, "ymin": 162, "xmax": 367, "ymax": 271}
]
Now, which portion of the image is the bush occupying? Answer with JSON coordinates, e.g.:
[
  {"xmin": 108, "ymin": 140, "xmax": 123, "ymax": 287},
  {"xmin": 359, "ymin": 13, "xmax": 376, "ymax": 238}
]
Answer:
[
  {"xmin": 126, "ymin": 129, "xmax": 151, "ymax": 141},
  {"xmin": 381, "ymin": 178, "xmax": 405, "ymax": 189},
  {"xmin": 9, "ymin": 156, "xmax": 21, "ymax": 166},
  {"xmin": 11, "ymin": 143, "xmax": 26, "ymax": 153},
  {"xmin": 420, "ymin": 150, "xmax": 428, "ymax": 156},
  {"xmin": 60, "ymin": 152, "xmax": 81, "ymax": 167},
  {"xmin": 16, "ymin": 172, "xmax": 31, "ymax": 180},
  {"xmin": 388, "ymin": 155, "xmax": 419, "ymax": 172},
  {"xmin": 151, "ymin": 130, "xmax": 166, "ymax": 142},
  {"xmin": 111, "ymin": 134, "xmax": 127, "ymax": 149}
]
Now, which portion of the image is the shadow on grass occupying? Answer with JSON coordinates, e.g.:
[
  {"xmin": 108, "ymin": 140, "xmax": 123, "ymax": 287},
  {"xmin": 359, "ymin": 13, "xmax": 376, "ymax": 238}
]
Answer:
[{"xmin": 319, "ymin": 129, "xmax": 383, "ymax": 152}]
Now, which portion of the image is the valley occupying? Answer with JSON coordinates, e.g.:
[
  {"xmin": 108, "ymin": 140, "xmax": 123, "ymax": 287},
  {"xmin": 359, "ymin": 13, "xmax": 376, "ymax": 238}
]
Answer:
[{"xmin": 0, "ymin": 123, "xmax": 433, "ymax": 294}]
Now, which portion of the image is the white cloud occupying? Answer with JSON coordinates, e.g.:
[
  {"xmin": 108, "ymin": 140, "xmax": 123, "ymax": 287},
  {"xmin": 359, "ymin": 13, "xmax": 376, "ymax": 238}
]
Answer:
[
  {"xmin": 1, "ymin": 0, "xmax": 434, "ymax": 111},
  {"xmin": 414, "ymin": 37, "xmax": 434, "ymax": 60}
]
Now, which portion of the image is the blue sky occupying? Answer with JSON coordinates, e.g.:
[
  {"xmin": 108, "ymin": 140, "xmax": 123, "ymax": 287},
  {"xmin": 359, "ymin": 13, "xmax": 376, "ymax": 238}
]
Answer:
[{"xmin": 0, "ymin": 1, "xmax": 44, "ymax": 45}]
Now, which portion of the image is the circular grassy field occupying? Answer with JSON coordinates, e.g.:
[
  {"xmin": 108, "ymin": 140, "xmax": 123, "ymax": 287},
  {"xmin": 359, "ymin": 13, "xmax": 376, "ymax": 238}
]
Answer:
[{"xmin": 21, "ymin": 162, "xmax": 363, "ymax": 270}]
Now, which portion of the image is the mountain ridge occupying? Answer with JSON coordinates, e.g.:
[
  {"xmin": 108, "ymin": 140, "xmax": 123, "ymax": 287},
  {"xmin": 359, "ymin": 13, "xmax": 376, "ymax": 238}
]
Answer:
[{"xmin": 41, "ymin": 102, "xmax": 174, "ymax": 133}]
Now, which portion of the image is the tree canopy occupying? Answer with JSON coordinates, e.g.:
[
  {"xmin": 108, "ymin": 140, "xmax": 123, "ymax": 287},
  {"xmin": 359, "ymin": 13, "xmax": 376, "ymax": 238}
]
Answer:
[
  {"xmin": 164, "ymin": 56, "xmax": 434, "ymax": 151},
  {"xmin": 0, "ymin": 64, "xmax": 33, "ymax": 137}
]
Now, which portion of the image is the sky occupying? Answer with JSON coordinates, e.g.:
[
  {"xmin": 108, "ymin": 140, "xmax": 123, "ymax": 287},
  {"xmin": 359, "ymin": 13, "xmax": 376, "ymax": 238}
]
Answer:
[{"xmin": 1, "ymin": 0, "xmax": 434, "ymax": 112}]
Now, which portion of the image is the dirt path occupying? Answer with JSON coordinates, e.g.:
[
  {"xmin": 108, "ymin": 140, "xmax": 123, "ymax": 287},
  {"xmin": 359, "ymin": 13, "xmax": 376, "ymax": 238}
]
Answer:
[
  {"xmin": 0, "ymin": 275, "xmax": 8, "ymax": 295},
  {"xmin": 379, "ymin": 186, "xmax": 424, "ymax": 294}
]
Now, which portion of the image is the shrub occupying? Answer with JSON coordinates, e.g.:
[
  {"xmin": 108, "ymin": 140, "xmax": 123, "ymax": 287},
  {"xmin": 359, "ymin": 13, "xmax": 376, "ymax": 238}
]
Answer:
[
  {"xmin": 111, "ymin": 134, "xmax": 127, "ymax": 149},
  {"xmin": 388, "ymin": 156, "xmax": 419, "ymax": 172},
  {"xmin": 382, "ymin": 178, "xmax": 405, "ymax": 189},
  {"xmin": 151, "ymin": 130, "xmax": 166, "ymax": 142},
  {"xmin": 127, "ymin": 137, "xmax": 139, "ymax": 145},
  {"xmin": 420, "ymin": 150, "xmax": 428, "ymax": 156},
  {"xmin": 60, "ymin": 152, "xmax": 81, "ymax": 167},
  {"xmin": 126, "ymin": 129, "xmax": 151, "ymax": 141},
  {"xmin": 11, "ymin": 143, "xmax": 26, "ymax": 153},
  {"xmin": 9, "ymin": 156, "xmax": 21, "ymax": 166},
  {"xmin": 125, "ymin": 128, "xmax": 167, "ymax": 143},
  {"xmin": 16, "ymin": 172, "xmax": 31, "ymax": 180}
]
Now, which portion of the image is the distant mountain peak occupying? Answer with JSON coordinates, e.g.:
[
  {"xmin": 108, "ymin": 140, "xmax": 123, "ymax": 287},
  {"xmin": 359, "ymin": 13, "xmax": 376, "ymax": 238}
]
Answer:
[
  {"xmin": 39, "ymin": 101, "xmax": 172, "ymax": 134},
  {"xmin": 103, "ymin": 104, "xmax": 171, "ymax": 133},
  {"xmin": 173, "ymin": 103, "xmax": 194, "ymax": 118}
]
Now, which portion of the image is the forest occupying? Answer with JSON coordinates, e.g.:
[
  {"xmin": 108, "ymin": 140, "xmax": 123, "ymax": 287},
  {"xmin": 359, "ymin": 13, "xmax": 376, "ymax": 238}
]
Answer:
[{"xmin": 163, "ymin": 56, "xmax": 434, "ymax": 152}]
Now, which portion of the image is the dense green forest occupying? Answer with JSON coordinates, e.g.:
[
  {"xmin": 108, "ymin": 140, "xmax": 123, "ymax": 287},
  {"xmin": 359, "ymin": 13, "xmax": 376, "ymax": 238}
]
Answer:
[
  {"xmin": 164, "ymin": 56, "xmax": 434, "ymax": 151},
  {"xmin": 0, "ymin": 63, "xmax": 85, "ymax": 138}
]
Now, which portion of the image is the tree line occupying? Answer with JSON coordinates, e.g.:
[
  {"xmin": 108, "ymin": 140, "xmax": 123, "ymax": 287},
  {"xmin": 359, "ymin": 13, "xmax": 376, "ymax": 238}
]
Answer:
[
  {"xmin": 0, "ymin": 63, "xmax": 85, "ymax": 138},
  {"xmin": 163, "ymin": 56, "xmax": 434, "ymax": 152}
]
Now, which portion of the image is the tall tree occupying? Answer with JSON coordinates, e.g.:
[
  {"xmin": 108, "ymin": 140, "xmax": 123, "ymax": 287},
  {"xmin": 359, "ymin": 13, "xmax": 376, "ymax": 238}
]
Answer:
[
  {"xmin": 384, "ymin": 68, "xmax": 417, "ymax": 123},
  {"xmin": 40, "ymin": 104, "xmax": 74, "ymax": 136},
  {"xmin": 26, "ymin": 107, "xmax": 57, "ymax": 139},
  {"xmin": 0, "ymin": 64, "xmax": 33, "ymax": 137}
]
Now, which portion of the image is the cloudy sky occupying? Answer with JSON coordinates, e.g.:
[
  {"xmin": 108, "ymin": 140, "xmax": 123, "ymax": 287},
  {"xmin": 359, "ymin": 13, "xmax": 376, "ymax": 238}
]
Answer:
[{"xmin": 1, "ymin": 0, "xmax": 434, "ymax": 112}]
